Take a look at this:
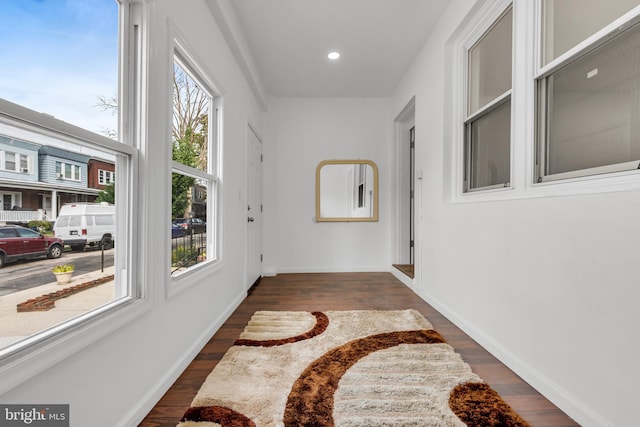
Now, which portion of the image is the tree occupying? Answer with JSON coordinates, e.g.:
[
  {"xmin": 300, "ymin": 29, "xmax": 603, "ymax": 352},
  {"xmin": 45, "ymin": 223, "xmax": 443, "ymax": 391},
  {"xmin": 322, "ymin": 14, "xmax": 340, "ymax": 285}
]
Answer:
[
  {"xmin": 96, "ymin": 62, "xmax": 209, "ymax": 218},
  {"xmin": 171, "ymin": 128, "xmax": 198, "ymax": 218},
  {"xmin": 96, "ymin": 181, "xmax": 115, "ymax": 204}
]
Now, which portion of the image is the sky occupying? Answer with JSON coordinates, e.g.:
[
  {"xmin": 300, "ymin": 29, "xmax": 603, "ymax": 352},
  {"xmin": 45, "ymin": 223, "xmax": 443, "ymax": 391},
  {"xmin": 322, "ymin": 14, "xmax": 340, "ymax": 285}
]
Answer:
[{"xmin": 0, "ymin": 0, "xmax": 119, "ymax": 137}]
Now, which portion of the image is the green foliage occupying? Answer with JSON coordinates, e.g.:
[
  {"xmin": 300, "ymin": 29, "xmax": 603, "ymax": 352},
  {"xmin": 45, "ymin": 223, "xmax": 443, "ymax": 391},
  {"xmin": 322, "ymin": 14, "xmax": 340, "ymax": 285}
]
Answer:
[
  {"xmin": 172, "ymin": 127, "xmax": 199, "ymax": 219},
  {"xmin": 171, "ymin": 246, "xmax": 200, "ymax": 267},
  {"xmin": 28, "ymin": 220, "xmax": 51, "ymax": 232},
  {"xmin": 52, "ymin": 264, "xmax": 74, "ymax": 273},
  {"xmin": 96, "ymin": 181, "xmax": 115, "ymax": 204}
]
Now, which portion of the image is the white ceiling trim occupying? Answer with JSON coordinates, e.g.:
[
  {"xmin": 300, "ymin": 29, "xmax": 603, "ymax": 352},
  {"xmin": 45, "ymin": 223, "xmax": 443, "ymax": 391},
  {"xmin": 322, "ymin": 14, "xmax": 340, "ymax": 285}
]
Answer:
[{"xmin": 205, "ymin": 0, "xmax": 269, "ymax": 111}]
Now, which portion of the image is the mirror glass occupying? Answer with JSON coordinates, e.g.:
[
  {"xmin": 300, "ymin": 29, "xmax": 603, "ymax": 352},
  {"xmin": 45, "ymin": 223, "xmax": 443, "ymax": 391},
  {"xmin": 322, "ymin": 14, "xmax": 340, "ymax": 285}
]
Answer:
[{"xmin": 316, "ymin": 160, "xmax": 378, "ymax": 222}]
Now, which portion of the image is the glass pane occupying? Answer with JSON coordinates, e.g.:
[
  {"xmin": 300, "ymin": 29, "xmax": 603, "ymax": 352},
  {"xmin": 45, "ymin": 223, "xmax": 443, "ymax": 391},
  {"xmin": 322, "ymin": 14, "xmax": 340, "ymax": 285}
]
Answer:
[
  {"xmin": 172, "ymin": 63, "xmax": 209, "ymax": 172},
  {"xmin": 468, "ymin": 8, "xmax": 513, "ymax": 115},
  {"xmin": 542, "ymin": 0, "xmax": 639, "ymax": 65},
  {"xmin": 0, "ymin": 0, "xmax": 119, "ymax": 137},
  {"xmin": 171, "ymin": 173, "xmax": 208, "ymax": 275},
  {"xmin": 0, "ymin": 123, "xmax": 122, "ymax": 353},
  {"xmin": 468, "ymin": 101, "xmax": 511, "ymax": 189},
  {"xmin": 545, "ymin": 23, "xmax": 640, "ymax": 175}
]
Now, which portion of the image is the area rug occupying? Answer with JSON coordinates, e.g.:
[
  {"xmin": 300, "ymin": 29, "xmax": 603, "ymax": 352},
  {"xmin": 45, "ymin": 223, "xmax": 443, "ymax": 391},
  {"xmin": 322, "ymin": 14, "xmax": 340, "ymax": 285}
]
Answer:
[{"xmin": 178, "ymin": 310, "xmax": 530, "ymax": 427}]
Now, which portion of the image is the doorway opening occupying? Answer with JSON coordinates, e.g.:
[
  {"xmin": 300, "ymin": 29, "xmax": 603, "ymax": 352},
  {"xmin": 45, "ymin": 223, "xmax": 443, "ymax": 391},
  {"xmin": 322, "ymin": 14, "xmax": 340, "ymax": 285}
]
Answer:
[{"xmin": 393, "ymin": 99, "xmax": 415, "ymax": 280}]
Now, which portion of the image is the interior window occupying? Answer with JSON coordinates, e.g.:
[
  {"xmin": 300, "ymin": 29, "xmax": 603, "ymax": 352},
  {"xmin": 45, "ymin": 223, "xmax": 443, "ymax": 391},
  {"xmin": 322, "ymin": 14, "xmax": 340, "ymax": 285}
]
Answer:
[
  {"xmin": 170, "ymin": 50, "xmax": 220, "ymax": 277},
  {"xmin": 464, "ymin": 6, "xmax": 513, "ymax": 192},
  {"xmin": 537, "ymin": 3, "xmax": 640, "ymax": 181},
  {"xmin": 0, "ymin": 0, "xmax": 139, "ymax": 360}
]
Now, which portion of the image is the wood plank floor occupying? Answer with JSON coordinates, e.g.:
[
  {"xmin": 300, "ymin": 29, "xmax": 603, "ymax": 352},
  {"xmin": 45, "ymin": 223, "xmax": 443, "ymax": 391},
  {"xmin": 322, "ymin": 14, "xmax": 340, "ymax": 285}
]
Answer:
[{"xmin": 139, "ymin": 272, "xmax": 579, "ymax": 426}]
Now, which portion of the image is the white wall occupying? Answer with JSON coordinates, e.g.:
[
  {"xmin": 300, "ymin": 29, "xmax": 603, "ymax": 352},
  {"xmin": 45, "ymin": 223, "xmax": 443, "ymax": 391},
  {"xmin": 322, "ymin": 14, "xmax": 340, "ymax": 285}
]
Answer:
[
  {"xmin": 263, "ymin": 97, "xmax": 391, "ymax": 274},
  {"xmin": 0, "ymin": 1, "xmax": 264, "ymax": 426},
  {"xmin": 391, "ymin": 1, "xmax": 640, "ymax": 426}
]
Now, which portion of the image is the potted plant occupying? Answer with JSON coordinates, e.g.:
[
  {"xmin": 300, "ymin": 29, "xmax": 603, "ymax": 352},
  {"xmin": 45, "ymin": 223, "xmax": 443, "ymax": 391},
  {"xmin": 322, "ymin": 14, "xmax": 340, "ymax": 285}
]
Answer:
[{"xmin": 52, "ymin": 264, "xmax": 74, "ymax": 285}]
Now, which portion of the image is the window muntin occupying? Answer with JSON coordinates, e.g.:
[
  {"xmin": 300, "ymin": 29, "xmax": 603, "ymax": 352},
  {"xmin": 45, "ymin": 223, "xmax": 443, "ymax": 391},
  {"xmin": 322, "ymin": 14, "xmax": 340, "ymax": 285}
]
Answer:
[
  {"xmin": 464, "ymin": 6, "xmax": 513, "ymax": 192},
  {"xmin": 171, "ymin": 51, "xmax": 220, "ymax": 277},
  {"xmin": 541, "ymin": 0, "xmax": 639, "ymax": 66},
  {"xmin": 537, "ymin": 6, "xmax": 640, "ymax": 182}
]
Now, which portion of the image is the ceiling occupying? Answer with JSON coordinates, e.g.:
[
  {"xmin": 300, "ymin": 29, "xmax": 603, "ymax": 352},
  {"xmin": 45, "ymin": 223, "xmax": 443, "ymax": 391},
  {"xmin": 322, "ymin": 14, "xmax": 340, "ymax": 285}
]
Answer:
[{"xmin": 228, "ymin": 0, "xmax": 450, "ymax": 97}]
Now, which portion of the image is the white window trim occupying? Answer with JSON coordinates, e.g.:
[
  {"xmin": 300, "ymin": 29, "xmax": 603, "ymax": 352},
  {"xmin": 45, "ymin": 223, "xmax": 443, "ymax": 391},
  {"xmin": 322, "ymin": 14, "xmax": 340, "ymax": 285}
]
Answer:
[
  {"xmin": 530, "ymin": 4, "xmax": 640, "ymax": 195},
  {"xmin": 168, "ymin": 33, "xmax": 224, "ymax": 298},
  {"xmin": 449, "ymin": 0, "xmax": 515, "ymax": 202},
  {"xmin": 448, "ymin": 1, "xmax": 640, "ymax": 204},
  {"xmin": 0, "ymin": 0, "xmax": 149, "ymax": 397}
]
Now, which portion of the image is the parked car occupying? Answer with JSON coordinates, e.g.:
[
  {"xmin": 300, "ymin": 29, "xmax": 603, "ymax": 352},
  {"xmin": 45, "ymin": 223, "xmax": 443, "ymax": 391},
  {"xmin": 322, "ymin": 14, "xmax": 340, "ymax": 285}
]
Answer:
[
  {"xmin": 171, "ymin": 223, "xmax": 185, "ymax": 238},
  {"xmin": 172, "ymin": 218, "xmax": 206, "ymax": 235},
  {"xmin": 0, "ymin": 225, "xmax": 64, "ymax": 268}
]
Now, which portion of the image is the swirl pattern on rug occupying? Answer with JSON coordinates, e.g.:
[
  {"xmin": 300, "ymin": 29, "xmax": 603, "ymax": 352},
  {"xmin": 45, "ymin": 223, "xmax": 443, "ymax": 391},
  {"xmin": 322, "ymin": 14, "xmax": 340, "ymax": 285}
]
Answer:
[
  {"xmin": 177, "ymin": 310, "xmax": 529, "ymax": 427},
  {"xmin": 234, "ymin": 311, "xmax": 329, "ymax": 347}
]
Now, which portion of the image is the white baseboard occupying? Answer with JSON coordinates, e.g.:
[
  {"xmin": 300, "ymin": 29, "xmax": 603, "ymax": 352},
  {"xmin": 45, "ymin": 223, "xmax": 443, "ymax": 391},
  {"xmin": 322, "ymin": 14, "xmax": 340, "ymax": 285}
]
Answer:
[
  {"xmin": 275, "ymin": 266, "xmax": 388, "ymax": 274},
  {"xmin": 119, "ymin": 290, "xmax": 246, "ymax": 427},
  {"xmin": 417, "ymin": 289, "xmax": 612, "ymax": 427},
  {"xmin": 390, "ymin": 267, "xmax": 414, "ymax": 288}
]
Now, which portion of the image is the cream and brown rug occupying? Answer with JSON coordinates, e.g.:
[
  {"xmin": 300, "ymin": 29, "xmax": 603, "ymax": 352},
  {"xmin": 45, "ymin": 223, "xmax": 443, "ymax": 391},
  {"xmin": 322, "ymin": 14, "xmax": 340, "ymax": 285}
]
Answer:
[{"xmin": 178, "ymin": 310, "xmax": 530, "ymax": 427}]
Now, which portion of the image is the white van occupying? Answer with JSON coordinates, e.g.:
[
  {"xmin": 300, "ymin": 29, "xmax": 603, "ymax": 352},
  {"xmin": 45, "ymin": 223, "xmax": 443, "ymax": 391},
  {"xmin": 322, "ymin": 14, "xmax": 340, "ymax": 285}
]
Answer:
[{"xmin": 54, "ymin": 203, "xmax": 115, "ymax": 251}]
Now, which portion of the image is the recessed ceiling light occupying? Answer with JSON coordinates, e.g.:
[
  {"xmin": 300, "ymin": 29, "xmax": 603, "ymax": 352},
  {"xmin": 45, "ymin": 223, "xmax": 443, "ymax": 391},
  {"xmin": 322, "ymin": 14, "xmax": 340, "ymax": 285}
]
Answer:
[{"xmin": 328, "ymin": 51, "xmax": 341, "ymax": 60}]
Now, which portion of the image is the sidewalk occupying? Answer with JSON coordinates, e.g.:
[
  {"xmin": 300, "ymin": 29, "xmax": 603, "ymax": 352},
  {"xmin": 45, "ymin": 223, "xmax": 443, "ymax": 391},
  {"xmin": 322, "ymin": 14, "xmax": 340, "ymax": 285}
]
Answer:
[{"xmin": 0, "ymin": 266, "xmax": 115, "ymax": 348}]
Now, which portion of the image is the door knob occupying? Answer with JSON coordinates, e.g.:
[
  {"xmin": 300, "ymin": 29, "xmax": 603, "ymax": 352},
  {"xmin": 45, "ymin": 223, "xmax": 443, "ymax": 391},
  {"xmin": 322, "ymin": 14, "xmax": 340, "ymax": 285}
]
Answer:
[{"xmin": 248, "ymin": 217, "xmax": 255, "ymax": 222}]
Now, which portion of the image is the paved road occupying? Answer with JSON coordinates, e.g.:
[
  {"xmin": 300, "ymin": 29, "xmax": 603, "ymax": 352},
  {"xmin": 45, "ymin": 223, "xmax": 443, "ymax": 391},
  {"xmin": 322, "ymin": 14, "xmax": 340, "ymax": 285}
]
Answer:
[{"xmin": 0, "ymin": 248, "xmax": 114, "ymax": 296}]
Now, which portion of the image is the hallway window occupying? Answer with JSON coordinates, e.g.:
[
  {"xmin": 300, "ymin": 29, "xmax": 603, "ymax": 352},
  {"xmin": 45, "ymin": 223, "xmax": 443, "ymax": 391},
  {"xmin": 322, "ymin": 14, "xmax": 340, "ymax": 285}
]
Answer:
[
  {"xmin": 464, "ymin": 6, "xmax": 512, "ymax": 192},
  {"xmin": 536, "ymin": 1, "xmax": 640, "ymax": 182},
  {"xmin": 171, "ymin": 46, "xmax": 221, "ymax": 277},
  {"xmin": 0, "ymin": 0, "xmax": 143, "ymax": 391}
]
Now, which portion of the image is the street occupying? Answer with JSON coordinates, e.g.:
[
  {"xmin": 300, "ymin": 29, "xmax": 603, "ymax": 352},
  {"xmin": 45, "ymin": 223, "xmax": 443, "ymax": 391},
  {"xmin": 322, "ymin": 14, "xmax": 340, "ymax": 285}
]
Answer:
[{"xmin": 0, "ymin": 248, "xmax": 114, "ymax": 297}]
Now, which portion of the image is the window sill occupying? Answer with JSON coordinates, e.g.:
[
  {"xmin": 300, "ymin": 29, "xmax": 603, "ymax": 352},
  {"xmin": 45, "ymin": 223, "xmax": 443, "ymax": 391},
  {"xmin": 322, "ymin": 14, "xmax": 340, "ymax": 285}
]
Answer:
[
  {"xmin": 0, "ymin": 296, "xmax": 150, "ymax": 396},
  {"xmin": 168, "ymin": 258, "xmax": 224, "ymax": 299}
]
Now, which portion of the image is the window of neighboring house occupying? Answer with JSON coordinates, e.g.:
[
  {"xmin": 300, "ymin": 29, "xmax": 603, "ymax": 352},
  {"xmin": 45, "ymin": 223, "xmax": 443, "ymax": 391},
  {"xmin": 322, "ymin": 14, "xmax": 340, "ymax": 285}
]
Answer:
[
  {"xmin": 536, "ymin": 1, "xmax": 640, "ymax": 182},
  {"xmin": 0, "ymin": 0, "xmax": 144, "ymax": 391},
  {"xmin": 56, "ymin": 161, "xmax": 82, "ymax": 181},
  {"xmin": 463, "ymin": 6, "xmax": 513, "ymax": 192},
  {"xmin": 171, "ymin": 46, "xmax": 221, "ymax": 278},
  {"xmin": 4, "ymin": 152, "xmax": 16, "ymax": 171},
  {"xmin": 19, "ymin": 154, "xmax": 28, "ymax": 173},
  {"xmin": 99, "ymin": 169, "xmax": 115, "ymax": 185}
]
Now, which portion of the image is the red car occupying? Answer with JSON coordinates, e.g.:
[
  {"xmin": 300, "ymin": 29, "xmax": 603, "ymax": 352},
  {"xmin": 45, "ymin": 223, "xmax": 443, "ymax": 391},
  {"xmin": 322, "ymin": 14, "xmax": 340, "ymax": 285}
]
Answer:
[{"xmin": 0, "ymin": 225, "xmax": 64, "ymax": 268}]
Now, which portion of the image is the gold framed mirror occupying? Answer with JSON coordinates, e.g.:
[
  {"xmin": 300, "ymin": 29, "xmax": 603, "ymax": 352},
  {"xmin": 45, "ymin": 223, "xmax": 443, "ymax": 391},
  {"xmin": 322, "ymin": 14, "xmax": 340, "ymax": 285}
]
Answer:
[{"xmin": 315, "ymin": 160, "xmax": 379, "ymax": 222}]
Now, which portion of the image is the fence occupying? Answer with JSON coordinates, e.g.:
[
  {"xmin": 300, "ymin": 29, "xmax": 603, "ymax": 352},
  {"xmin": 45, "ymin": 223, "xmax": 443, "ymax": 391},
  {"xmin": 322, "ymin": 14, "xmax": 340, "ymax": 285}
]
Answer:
[
  {"xmin": 0, "ymin": 209, "xmax": 48, "ymax": 223},
  {"xmin": 171, "ymin": 232, "xmax": 207, "ymax": 273}
]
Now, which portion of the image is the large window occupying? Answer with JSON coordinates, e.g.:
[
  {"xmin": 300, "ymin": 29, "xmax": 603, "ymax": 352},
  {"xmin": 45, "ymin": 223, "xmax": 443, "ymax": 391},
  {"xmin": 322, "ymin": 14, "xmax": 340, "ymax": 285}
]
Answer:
[
  {"xmin": 170, "ymin": 47, "xmax": 221, "ymax": 277},
  {"xmin": 452, "ymin": 1, "xmax": 640, "ymax": 201},
  {"xmin": 0, "ymin": 0, "xmax": 143, "ymax": 383},
  {"xmin": 464, "ymin": 6, "xmax": 513, "ymax": 192},
  {"xmin": 537, "ymin": 1, "xmax": 640, "ymax": 182}
]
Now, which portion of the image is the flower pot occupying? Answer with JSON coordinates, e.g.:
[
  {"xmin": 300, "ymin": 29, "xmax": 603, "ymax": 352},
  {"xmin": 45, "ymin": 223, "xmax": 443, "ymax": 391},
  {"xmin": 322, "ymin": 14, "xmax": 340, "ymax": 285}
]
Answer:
[{"xmin": 53, "ymin": 271, "xmax": 74, "ymax": 285}]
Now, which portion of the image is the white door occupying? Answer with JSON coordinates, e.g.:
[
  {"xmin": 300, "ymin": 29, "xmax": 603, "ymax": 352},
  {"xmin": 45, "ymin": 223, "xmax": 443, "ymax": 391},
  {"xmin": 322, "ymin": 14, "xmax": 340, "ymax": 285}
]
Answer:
[{"xmin": 246, "ymin": 125, "xmax": 263, "ymax": 289}]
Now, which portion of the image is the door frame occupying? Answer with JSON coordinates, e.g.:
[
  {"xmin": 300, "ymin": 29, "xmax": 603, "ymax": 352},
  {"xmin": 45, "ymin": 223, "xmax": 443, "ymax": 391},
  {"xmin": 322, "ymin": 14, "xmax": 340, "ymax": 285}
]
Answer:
[
  {"xmin": 245, "ymin": 122, "xmax": 263, "ymax": 291},
  {"xmin": 392, "ymin": 97, "xmax": 417, "ymax": 288}
]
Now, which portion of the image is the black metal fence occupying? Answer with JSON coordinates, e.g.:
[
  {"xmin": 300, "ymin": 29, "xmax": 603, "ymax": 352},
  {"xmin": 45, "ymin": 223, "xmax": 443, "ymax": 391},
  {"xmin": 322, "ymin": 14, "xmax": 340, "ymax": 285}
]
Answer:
[{"xmin": 171, "ymin": 232, "xmax": 207, "ymax": 273}]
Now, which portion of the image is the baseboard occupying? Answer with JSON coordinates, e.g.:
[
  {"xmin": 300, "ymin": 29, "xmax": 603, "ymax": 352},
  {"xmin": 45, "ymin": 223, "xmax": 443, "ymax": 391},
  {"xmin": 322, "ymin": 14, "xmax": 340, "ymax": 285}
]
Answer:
[
  {"xmin": 417, "ymin": 289, "xmax": 612, "ymax": 427},
  {"xmin": 119, "ymin": 290, "xmax": 246, "ymax": 427},
  {"xmin": 390, "ymin": 267, "xmax": 415, "ymax": 288},
  {"xmin": 275, "ymin": 266, "xmax": 389, "ymax": 274}
]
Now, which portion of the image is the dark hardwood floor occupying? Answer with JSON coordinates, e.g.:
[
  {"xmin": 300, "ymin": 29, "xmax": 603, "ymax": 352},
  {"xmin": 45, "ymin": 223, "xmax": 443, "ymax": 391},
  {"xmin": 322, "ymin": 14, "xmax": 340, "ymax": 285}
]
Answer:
[{"xmin": 139, "ymin": 272, "xmax": 579, "ymax": 426}]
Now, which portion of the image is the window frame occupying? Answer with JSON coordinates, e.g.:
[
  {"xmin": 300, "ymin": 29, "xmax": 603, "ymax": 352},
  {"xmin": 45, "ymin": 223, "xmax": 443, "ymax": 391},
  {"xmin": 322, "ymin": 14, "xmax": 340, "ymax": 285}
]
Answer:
[
  {"xmin": 0, "ymin": 0, "xmax": 148, "ymax": 396},
  {"xmin": 534, "ymin": 5, "xmax": 640, "ymax": 184},
  {"xmin": 169, "ymin": 38, "xmax": 223, "ymax": 288},
  {"xmin": 448, "ymin": 1, "xmax": 640, "ymax": 203}
]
